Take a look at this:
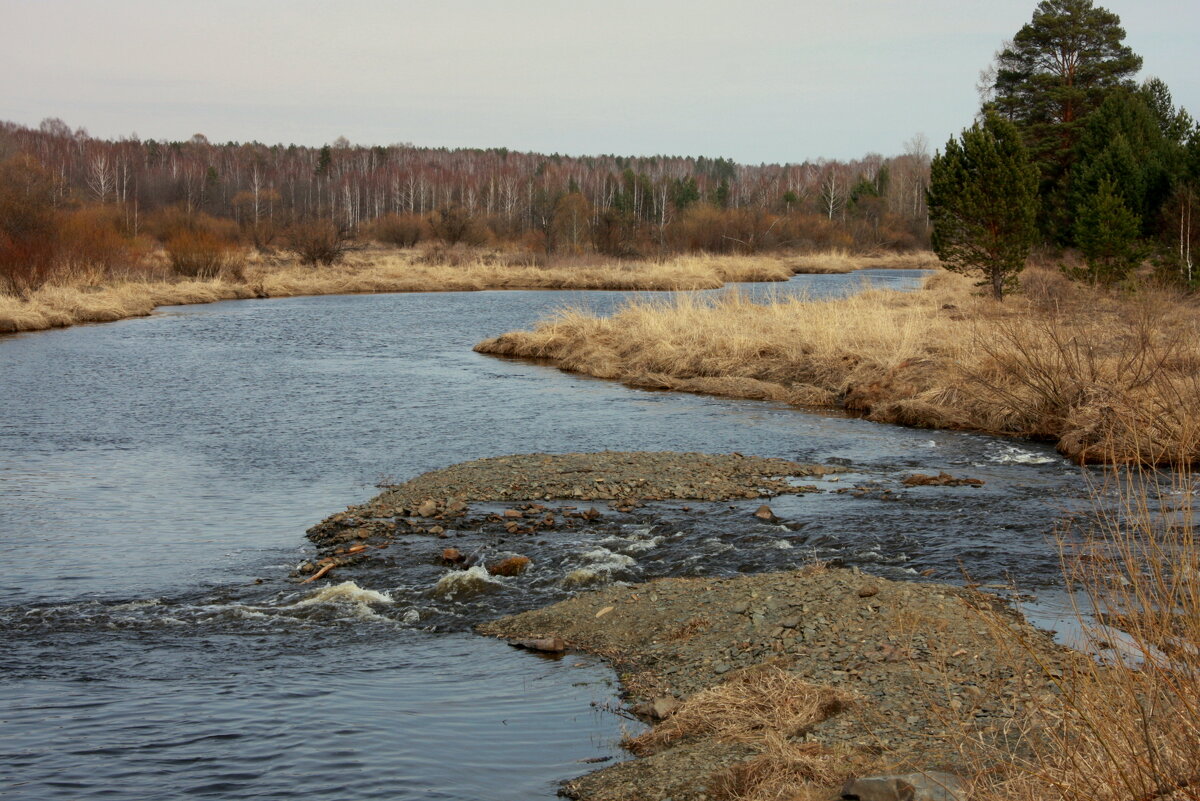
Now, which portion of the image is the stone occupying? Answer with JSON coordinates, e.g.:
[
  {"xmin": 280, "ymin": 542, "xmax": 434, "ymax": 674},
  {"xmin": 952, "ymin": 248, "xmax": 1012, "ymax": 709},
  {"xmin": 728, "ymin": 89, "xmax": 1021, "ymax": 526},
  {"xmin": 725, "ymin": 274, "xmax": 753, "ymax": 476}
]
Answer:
[
  {"xmin": 840, "ymin": 771, "xmax": 965, "ymax": 801},
  {"xmin": 901, "ymin": 472, "xmax": 983, "ymax": 488},
  {"xmin": 753, "ymin": 504, "xmax": 777, "ymax": 521},
  {"xmin": 503, "ymin": 509, "xmax": 524, "ymax": 518},
  {"xmin": 509, "ymin": 636, "xmax": 566, "ymax": 653},
  {"xmin": 650, "ymin": 696, "xmax": 679, "ymax": 719},
  {"xmin": 857, "ymin": 585, "xmax": 879, "ymax": 598},
  {"xmin": 441, "ymin": 548, "xmax": 464, "ymax": 564},
  {"xmin": 487, "ymin": 556, "xmax": 531, "ymax": 576},
  {"xmin": 417, "ymin": 499, "xmax": 439, "ymax": 517}
]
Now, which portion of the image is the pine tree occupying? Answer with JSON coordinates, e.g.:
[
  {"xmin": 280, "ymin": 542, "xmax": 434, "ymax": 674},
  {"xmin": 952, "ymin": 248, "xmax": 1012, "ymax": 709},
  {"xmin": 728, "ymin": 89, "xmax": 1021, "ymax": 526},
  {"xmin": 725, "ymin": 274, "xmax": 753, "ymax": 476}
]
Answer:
[
  {"xmin": 1074, "ymin": 177, "xmax": 1143, "ymax": 284},
  {"xmin": 991, "ymin": 0, "xmax": 1142, "ymax": 242},
  {"xmin": 1071, "ymin": 89, "xmax": 1172, "ymax": 234},
  {"xmin": 927, "ymin": 114, "xmax": 1039, "ymax": 300}
]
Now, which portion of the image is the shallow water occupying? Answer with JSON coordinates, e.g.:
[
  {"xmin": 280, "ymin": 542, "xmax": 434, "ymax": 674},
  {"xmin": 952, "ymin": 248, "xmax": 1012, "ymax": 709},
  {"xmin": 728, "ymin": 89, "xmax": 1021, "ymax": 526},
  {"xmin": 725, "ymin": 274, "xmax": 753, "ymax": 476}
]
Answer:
[{"xmin": 0, "ymin": 270, "xmax": 1091, "ymax": 800}]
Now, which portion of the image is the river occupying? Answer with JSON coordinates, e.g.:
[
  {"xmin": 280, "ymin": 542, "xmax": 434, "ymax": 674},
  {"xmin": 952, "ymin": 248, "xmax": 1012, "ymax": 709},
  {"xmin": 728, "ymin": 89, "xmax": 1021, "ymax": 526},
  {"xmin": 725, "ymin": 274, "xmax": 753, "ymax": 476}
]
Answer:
[{"xmin": 0, "ymin": 271, "xmax": 1087, "ymax": 800}]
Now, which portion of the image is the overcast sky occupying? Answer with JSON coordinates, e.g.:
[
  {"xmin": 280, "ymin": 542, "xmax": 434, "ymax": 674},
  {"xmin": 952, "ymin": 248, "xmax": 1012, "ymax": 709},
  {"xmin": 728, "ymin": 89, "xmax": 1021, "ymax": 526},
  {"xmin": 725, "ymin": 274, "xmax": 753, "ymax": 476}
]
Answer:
[{"xmin": 3, "ymin": 0, "xmax": 1196, "ymax": 164}]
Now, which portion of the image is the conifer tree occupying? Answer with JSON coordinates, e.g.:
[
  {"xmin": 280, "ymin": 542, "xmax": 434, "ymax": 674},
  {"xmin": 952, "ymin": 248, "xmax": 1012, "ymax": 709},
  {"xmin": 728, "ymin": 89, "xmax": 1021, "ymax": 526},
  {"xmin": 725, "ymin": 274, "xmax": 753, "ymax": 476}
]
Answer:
[
  {"xmin": 1073, "ymin": 177, "xmax": 1143, "ymax": 284},
  {"xmin": 991, "ymin": 0, "xmax": 1142, "ymax": 242},
  {"xmin": 928, "ymin": 114, "xmax": 1039, "ymax": 300}
]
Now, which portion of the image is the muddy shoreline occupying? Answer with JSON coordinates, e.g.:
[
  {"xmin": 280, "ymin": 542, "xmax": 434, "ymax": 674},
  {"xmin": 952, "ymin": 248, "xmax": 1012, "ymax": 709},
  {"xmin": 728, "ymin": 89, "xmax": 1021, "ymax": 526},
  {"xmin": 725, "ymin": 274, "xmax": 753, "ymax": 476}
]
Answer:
[{"xmin": 305, "ymin": 451, "xmax": 1076, "ymax": 800}]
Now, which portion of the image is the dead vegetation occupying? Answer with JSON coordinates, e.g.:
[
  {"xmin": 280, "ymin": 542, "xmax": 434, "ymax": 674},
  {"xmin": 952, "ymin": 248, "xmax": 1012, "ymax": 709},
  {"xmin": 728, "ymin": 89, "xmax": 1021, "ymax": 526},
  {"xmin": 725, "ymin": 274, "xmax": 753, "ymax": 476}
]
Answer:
[
  {"xmin": 624, "ymin": 664, "xmax": 853, "ymax": 757},
  {"xmin": 954, "ymin": 458, "xmax": 1200, "ymax": 801},
  {"xmin": 788, "ymin": 250, "xmax": 940, "ymax": 274},
  {"xmin": 0, "ymin": 247, "xmax": 809, "ymax": 334},
  {"xmin": 476, "ymin": 268, "xmax": 1200, "ymax": 465}
]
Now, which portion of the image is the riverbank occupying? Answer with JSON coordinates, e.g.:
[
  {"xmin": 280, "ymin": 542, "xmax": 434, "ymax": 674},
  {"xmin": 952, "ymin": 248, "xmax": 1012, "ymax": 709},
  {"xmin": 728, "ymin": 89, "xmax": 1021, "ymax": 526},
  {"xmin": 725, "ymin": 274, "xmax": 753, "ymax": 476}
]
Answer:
[
  {"xmin": 301, "ymin": 452, "xmax": 1087, "ymax": 801},
  {"xmin": 480, "ymin": 566, "xmax": 1078, "ymax": 801},
  {"xmin": 0, "ymin": 248, "xmax": 930, "ymax": 335},
  {"xmin": 789, "ymin": 250, "xmax": 939, "ymax": 273},
  {"xmin": 475, "ymin": 269, "xmax": 1200, "ymax": 465}
]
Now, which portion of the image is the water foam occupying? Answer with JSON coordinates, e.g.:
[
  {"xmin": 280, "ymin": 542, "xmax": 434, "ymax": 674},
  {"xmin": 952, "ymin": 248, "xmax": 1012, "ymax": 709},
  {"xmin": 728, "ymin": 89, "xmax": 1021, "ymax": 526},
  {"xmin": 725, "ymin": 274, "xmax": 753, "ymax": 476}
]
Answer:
[
  {"xmin": 432, "ymin": 566, "xmax": 503, "ymax": 599},
  {"xmin": 581, "ymin": 548, "xmax": 637, "ymax": 570},
  {"xmin": 293, "ymin": 581, "xmax": 394, "ymax": 607},
  {"xmin": 992, "ymin": 445, "xmax": 1058, "ymax": 465}
]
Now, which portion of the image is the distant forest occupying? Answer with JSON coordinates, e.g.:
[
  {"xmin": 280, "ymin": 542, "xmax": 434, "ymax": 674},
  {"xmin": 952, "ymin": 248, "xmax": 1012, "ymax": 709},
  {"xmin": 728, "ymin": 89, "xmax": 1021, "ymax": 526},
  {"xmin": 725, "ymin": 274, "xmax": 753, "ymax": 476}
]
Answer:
[{"xmin": 0, "ymin": 117, "xmax": 931, "ymax": 278}]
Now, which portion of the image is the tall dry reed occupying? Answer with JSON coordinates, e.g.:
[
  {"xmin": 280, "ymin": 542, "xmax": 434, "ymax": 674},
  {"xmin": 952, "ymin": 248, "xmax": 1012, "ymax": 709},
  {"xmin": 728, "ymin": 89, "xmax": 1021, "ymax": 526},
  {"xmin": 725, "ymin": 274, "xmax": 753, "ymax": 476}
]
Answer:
[{"xmin": 961, "ymin": 451, "xmax": 1200, "ymax": 801}]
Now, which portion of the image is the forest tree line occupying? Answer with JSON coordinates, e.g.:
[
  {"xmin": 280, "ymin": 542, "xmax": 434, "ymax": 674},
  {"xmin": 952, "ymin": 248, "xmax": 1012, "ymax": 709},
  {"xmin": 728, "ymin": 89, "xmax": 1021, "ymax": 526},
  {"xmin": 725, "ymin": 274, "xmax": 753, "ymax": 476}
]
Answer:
[{"xmin": 0, "ymin": 119, "xmax": 933, "ymax": 291}]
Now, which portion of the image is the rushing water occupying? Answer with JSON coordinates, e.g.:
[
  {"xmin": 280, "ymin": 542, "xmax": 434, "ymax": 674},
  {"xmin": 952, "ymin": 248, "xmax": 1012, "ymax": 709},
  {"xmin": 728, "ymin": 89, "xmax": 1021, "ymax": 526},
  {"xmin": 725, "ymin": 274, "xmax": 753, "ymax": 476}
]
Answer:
[{"xmin": 0, "ymin": 270, "xmax": 1089, "ymax": 800}]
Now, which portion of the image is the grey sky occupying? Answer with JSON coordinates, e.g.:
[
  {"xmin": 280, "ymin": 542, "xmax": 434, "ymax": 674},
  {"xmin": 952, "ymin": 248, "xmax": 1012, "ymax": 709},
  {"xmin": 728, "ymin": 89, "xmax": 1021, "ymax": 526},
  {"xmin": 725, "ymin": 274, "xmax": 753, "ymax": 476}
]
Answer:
[{"xmin": 3, "ymin": 0, "xmax": 1196, "ymax": 163}]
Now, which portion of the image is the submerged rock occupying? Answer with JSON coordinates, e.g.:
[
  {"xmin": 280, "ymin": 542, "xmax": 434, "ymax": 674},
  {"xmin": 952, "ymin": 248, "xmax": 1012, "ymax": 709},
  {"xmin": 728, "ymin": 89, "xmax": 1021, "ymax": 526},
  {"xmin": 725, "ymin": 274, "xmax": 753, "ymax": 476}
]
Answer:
[{"xmin": 901, "ymin": 472, "xmax": 983, "ymax": 487}]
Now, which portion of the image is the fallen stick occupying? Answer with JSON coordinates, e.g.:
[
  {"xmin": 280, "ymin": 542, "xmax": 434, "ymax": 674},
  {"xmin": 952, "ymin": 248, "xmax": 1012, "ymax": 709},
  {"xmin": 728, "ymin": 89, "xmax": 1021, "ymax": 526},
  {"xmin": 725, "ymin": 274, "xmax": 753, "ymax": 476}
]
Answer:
[{"xmin": 302, "ymin": 562, "xmax": 335, "ymax": 583}]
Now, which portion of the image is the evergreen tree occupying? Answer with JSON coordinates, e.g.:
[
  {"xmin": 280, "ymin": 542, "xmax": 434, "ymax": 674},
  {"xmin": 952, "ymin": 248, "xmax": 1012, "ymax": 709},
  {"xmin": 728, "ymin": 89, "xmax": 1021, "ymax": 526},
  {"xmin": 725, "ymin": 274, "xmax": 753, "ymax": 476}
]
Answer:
[
  {"xmin": 928, "ymin": 114, "xmax": 1039, "ymax": 300},
  {"xmin": 1071, "ymin": 89, "xmax": 1169, "ymax": 235},
  {"xmin": 991, "ymin": 0, "xmax": 1142, "ymax": 242},
  {"xmin": 315, "ymin": 145, "xmax": 332, "ymax": 176},
  {"xmin": 1073, "ymin": 177, "xmax": 1143, "ymax": 284},
  {"xmin": 714, "ymin": 178, "xmax": 731, "ymax": 209}
]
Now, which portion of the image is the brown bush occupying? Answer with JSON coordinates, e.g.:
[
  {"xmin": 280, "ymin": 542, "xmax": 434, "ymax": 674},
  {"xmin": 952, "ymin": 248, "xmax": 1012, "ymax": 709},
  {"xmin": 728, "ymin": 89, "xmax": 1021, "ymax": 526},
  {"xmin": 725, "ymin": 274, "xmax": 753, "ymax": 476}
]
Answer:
[
  {"xmin": 165, "ymin": 229, "xmax": 239, "ymax": 278},
  {"xmin": 145, "ymin": 206, "xmax": 239, "ymax": 246},
  {"xmin": 287, "ymin": 218, "xmax": 358, "ymax": 266},
  {"xmin": 0, "ymin": 154, "xmax": 60, "ymax": 293},
  {"xmin": 367, "ymin": 213, "xmax": 426, "ymax": 248},
  {"xmin": 431, "ymin": 205, "xmax": 488, "ymax": 246},
  {"xmin": 58, "ymin": 206, "xmax": 134, "ymax": 276}
]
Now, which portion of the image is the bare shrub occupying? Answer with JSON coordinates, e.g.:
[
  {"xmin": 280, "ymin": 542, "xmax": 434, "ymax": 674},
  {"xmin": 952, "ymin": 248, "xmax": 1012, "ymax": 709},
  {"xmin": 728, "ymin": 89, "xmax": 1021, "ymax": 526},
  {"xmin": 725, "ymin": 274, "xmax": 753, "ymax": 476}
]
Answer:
[
  {"xmin": 58, "ymin": 205, "xmax": 134, "ymax": 277},
  {"xmin": 287, "ymin": 218, "xmax": 358, "ymax": 266},
  {"xmin": 145, "ymin": 206, "xmax": 239, "ymax": 246},
  {"xmin": 964, "ymin": 292, "xmax": 1200, "ymax": 463},
  {"xmin": 430, "ymin": 205, "xmax": 486, "ymax": 246},
  {"xmin": 367, "ymin": 213, "xmax": 425, "ymax": 248},
  {"xmin": 0, "ymin": 154, "xmax": 60, "ymax": 293},
  {"xmin": 1019, "ymin": 265, "xmax": 1079, "ymax": 312},
  {"xmin": 165, "ymin": 229, "xmax": 237, "ymax": 278},
  {"xmin": 960, "ymin": 457, "xmax": 1200, "ymax": 801}
]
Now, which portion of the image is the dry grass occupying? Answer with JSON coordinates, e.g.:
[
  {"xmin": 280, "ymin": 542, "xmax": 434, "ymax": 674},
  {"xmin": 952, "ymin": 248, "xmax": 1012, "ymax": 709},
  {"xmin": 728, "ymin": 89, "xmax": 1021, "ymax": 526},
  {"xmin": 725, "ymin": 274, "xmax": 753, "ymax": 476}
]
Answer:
[
  {"xmin": 958, "ymin": 459, "xmax": 1200, "ymax": 801},
  {"xmin": 624, "ymin": 664, "xmax": 852, "ymax": 756},
  {"xmin": 709, "ymin": 734, "xmax": 876, "ymax": 801},
  {"xmin": 0, "ymin": 247, "xmax": 798, "ymax": 334},
  {"xmin": 476, "ymin": 268, "xmax": 1200, "ymax": 465},
  {"xmin": 789, "ymin": 250, "xmax": 939, "ymax": 274},
  {"xmin": 623, "ymin": 663, "xmax": 867, "ymax": 801}
]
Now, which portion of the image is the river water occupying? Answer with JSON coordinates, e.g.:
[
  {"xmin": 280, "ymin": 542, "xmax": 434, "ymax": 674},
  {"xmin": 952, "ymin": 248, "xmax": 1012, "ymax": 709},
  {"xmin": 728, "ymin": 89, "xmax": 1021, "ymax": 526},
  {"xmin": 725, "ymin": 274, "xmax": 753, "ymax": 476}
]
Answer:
[{"xmin": 0, "ymin": 271, "xmax": 1088, "ymax": 800}]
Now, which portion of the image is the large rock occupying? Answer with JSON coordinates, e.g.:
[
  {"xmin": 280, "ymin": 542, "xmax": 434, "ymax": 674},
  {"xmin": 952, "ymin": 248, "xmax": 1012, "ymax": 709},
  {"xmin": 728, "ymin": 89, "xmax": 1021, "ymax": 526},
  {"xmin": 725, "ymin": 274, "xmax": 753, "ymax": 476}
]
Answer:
[
  {"xmin": 488, "ymin": 555, "xmax": 531, "ymax": 576},
  {"xmin": 840, "ymin": 771, "xmax": 965, "ymax": 801}
]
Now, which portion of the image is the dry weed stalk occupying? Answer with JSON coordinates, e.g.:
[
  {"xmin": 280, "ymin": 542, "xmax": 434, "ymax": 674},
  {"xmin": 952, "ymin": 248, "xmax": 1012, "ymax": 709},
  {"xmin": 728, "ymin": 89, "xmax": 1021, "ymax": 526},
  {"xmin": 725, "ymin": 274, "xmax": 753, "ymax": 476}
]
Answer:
[{"xmin": 960, "ymin": 440, "xmax": 1200, "ymax": 801}]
